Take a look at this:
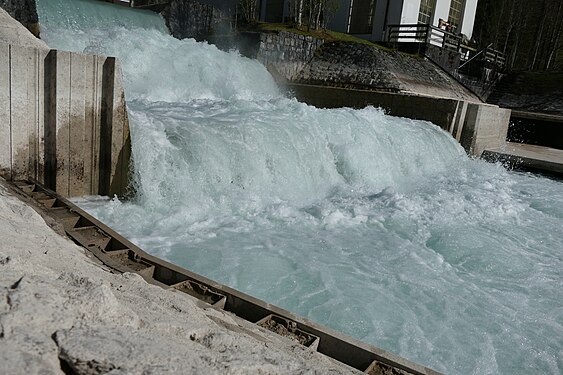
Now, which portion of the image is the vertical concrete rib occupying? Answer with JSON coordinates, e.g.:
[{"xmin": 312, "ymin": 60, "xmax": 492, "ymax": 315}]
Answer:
[
  {"xmin": 99, "ymin": 57, "xmax": 116, "ymax": 196},
  {"xmin": 451, "ymin": 101, "xmax": 468, "ymax": 141},
  {"xmin": 91, "ymin": 55, "xmax": 105, "ymax": 195},
  {"xmin": 83, "ymin": 55, "xmax": 94, "ymax": 195},
  {"xmin": 27, "ymin": 48, "xmax": 41, "ymax": 181},
  {"xmin": 55, "ymin": 50, "xmax": 71, "ymax": 197},
  {"xmin": 10, "ymin": 46, "xmax": 32, "ymax": 181},
  {"xmin": 0, "ymin": 44, "xmax": 11, "ymax": 179},
  {"xmin": 69, "ymin": 53, "xmax": 86, "ymax": 196},
  {"xmin": 44, "ymin": 50, "xmax": 57, "ymax": 190},
  {"xmin": 110, "ymin": 59, "xmax": 130, "ymax": 196},
  {"xmin": 37, "ymin": 49, "xmax": 47, "ymax": 183}
]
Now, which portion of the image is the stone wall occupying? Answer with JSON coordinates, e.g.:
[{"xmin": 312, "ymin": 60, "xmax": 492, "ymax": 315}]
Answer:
[
  {"xmin": 232, "ymin": 30, "xmax": 478, "ymax": 101},
  {"xmin": 161, "ymin": 0, "xmax": 232, "ymax": 41},
  {"xmin": 296, "ymin": 41, "xmax": 480, "ymax": 101},
  {"xmin": 254, "ymin": 31, "xmax": 324, "ymax": 81}
]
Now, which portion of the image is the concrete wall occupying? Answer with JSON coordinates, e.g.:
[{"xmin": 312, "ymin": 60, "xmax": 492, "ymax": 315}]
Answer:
[
  {"xmin": 0, "ymin": 42, "xmax": 130, "ymax": 197},
  {"xmin": 460, "ymin": 103, "xmax": 511, "ymax": 156},
  {"xmin": 285, "ymin": 83, "xmax": 510, "ymax": 157}
]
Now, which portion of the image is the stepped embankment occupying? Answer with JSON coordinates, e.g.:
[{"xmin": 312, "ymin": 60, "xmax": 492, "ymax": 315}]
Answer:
[{"xmin": 0, "ymin": 178, "xmax": 358, "ymax": 374}]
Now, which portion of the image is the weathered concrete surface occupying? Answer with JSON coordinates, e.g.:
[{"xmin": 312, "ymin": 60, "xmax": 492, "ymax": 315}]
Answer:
[
  {"xmin": 0, "ymin": 179, "xmax": 359, "ymax": 374},
  {"xmin": 1, "ymin": 10, "xmax": 130, "ymax": 198},
  {"xmin": 0, "ymin": 0, "xmax": 40, "ymax": 37},
  {"xmin": 482, "ymin": 142, "xmax": 563, "ymax": 175},
  {"xmin": 459, "ymin": 103, "xmax": 511, "ymax": 156},
  {"xmin": 0, "ymin": 7, "xmax": 46, "ymax": 49}
]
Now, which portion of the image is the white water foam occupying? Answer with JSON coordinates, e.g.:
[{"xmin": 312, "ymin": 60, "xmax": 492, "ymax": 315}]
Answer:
[{"xmin": 38, "ymin": 1, "xmax": 563, "ymax": 373}]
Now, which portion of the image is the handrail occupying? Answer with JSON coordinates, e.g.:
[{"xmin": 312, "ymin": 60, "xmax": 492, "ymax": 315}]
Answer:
[
  {"xmin": 387, "ymin": 23, "xmax": 506, "ymax": 68},
  {"xmin": 458, "ymin": 43, "xmax": 493, "ymax": 70}
]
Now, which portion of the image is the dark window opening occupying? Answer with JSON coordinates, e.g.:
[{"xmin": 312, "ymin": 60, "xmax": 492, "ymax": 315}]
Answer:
[{"xmin": 347, "ymin": 0, "xmax": 376, "ymax": 34}]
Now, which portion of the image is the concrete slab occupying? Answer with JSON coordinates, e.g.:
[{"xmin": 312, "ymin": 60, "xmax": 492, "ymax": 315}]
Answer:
[
  {"xmin": 511, "ymin": 110, "xmax": 563, "ymax": 123},
  {"xmin": 482, "ymin": 142, "xmax": 563, "ymax": 175}
]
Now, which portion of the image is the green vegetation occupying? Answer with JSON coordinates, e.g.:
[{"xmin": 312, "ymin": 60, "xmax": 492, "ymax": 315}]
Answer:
[{"xmin": 243, "ymin": 22, "xmax": 392, "ymax": 50}]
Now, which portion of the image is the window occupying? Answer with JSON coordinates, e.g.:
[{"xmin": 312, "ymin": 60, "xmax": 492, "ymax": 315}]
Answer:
[
  {"xmin": 448, "ymin": 0, "xmax": 465, "ymax": 31},
  {"xmin": 347, "ymin": 0, "xmax": 376, "ymax": 34},
  {"xmin": 418, "ymin": 0, "xmax": 436, "ymax": 25}
]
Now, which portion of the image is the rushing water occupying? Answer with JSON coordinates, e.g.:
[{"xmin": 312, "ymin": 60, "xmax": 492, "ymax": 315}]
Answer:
[{"xmin": 37, "ymin": 1, "xmax": 563, "ymax": 373}]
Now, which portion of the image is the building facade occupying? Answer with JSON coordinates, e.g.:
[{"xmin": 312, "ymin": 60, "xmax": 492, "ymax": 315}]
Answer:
[{"xmin": 259, "ymin": 0, "xmax": 478, "ymax": 42}]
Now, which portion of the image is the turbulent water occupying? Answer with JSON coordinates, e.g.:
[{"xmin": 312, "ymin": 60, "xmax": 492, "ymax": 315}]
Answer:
[{"xmin": 37, "ymin": 1, "xmax": 563, "ymax": 373}]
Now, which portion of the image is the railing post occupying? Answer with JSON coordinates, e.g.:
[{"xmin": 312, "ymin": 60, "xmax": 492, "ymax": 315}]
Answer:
[{"xmin": 442, "ymin": 30, "xmax": 446, "ymax": 49}]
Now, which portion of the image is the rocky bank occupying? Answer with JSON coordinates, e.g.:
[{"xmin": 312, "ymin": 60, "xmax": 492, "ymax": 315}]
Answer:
[
  {"xmin": 487, "ymin": 71, "xmax": 563, "ymax": 115},
  {"xmin": 236, "ymin": 31, "xmax": 480, "ymax": 103},
  {"xmin": 0, "ymin": 179, "xmax": 358, "ymax": 374}
]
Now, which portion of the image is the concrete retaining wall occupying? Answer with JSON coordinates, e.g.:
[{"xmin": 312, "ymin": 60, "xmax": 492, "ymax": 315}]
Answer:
[
  {"xmin": 460, "ymin": 103, "xmax": 511, "ymax": 156},
  {"xmin": 286, "ymin": 83, "xmax": 510, "ymax": 157},
  {"xmin": 0, "ymin": 42, "xmax": 130, "ymax": 197}
]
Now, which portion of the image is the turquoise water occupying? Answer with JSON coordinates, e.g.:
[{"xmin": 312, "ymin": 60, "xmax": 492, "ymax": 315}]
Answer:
[{"xmin": 38, "ymin": 1, "xmax": 563, "ymax": 374}]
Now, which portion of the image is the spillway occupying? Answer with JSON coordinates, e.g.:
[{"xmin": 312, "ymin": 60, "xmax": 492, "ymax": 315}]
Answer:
[{"xmin": 37, "ymin": 0, "xmax": 563, "ymax": 374}]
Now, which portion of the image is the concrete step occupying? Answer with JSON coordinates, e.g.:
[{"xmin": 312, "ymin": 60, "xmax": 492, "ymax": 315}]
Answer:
[{"xmin": 482, "ymin": 142, "xmax": 563, "ymax": 175}]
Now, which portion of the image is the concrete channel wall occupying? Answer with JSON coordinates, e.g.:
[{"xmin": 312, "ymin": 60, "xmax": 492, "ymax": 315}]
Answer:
[
  {"xmin": 286, "ymin": 83, "xmax": 511, "ymax": 157},
  {"xmin": 0, "ymin": 42, "xmax": 130, "ymax": 197}
]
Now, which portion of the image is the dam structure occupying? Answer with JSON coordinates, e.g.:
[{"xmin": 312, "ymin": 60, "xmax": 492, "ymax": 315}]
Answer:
[{"xmin": 1, "ymin": 0, "xmax": 562, "ymax": 374}]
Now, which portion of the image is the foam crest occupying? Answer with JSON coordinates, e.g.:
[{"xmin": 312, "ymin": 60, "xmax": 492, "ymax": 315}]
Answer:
[{"xmin": 40, "ymin": 1, "xmax": 563, "ymax": 374}]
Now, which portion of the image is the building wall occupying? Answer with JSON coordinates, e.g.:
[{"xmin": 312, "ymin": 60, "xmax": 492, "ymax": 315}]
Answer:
[
  {"xmin": 433, "ymin": 0, "xmax": 451, "ymax": 26},
  {"xmin": 400, "ymin": 0, "xmax": 420, "ymax": 24},
  {"xmin": 259, "ymin": 0, "xmax": 477, "ymax": 41},
  {"xmin": 460, "ymin": 0, "xmax": 477, "ymax": 38},
  {"xmin": 326, "ymin": 0, "xmax": 349, "ymax": 33}
]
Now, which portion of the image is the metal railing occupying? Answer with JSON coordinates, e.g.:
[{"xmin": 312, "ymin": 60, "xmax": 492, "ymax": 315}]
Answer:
[
  {"xmin": 483, "ymin": 47, "xmax": 506, "ymax": 67},
  {"xmin": 386, "ymin": 23, "xmax": 506, "ymax": 67},
  {"xmin": 387, "ymin": 24, "xmax": 463, "ymax": 51},
  {"xmin": 129, "ymin": 0, "xmax": 170, "ymax": 7}
]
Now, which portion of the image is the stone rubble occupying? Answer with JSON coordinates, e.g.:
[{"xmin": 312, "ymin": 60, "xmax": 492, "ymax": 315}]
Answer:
[{"xmin": 0, "ymin": 180, "xmax": 358, "ymax": 375}]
